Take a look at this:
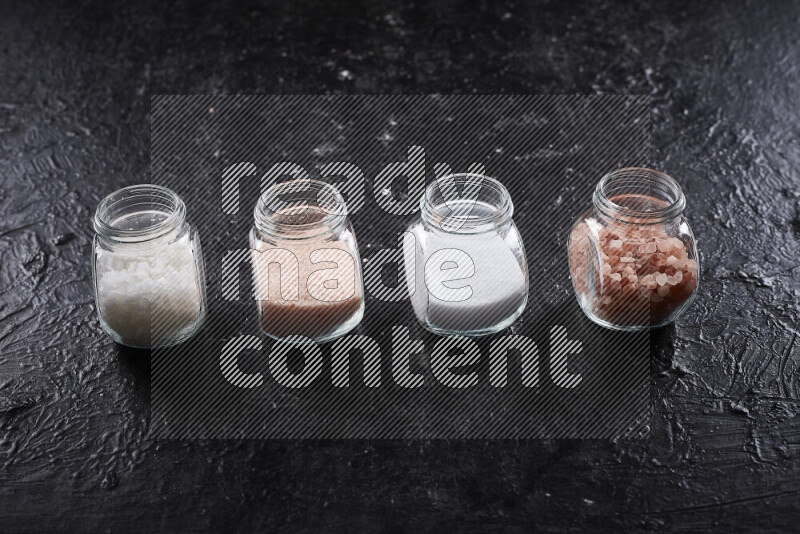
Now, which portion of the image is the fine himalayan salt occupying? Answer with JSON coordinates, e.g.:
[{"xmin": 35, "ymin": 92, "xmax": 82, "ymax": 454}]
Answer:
[
  {"xmin": 251, "ymin": 239, "xmax": 363, "ymax": 340},
  {"xmin": 95, "ymin": 232, "xmax": 204, "ymax": 347},
  {"xmin": 569, "ymin": 222, "xmax": 698, "ymax": 326},
  {"xmin": 403, "ymin": 227, "xmax": 527, "ymax": 333}
]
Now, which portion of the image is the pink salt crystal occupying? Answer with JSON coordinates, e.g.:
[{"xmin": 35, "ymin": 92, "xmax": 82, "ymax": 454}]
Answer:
[
  {"xmin": 646, "ymin": 280, "xmax": 658, "ymax": 290},
  {"xmin": 608, "ymin": 255, "xmax": 620, "ymax": 266},
  {"xmin": 602, "ymin": 263, "xmax": 612, "ymax": 276},
  {"xmin": 657, "ymin": 284, "xmax": 670, "ymax": 297},
  {"xmin": 627, "ymin": 274, "xmax": 638, "ymax": 285},
  {"xmin": 609, "ymin": 239, "xmax": 623, "ymax": 250},
  {"xmin": 640, "ymin": 274, "xmax": 655, "ymax": 285},
  {"xmin": 656, "ymin": 240, "xmax": 671, "ymax": 253},
  {"xmin": 623, "ymin": 265, "xmax": 635, "ymax": 276},
  {"xmin": 609, "ymin": 273, "xmax": 622, "ymax": 282},
  {"xmin": 651, "ymin": 253, "xmax": 667, "ymax": 267},
  {"xmin": 645, "ymin": 242, "xmax": 657, "ymax": 254},
  {"xmin": 620, "ymin": 256, "xmax": 635, "ymax": 263},
  {"xmin": 666, "ymin": 255, "xmax": 679, "ymax": 267},
  {"xmin": 668, "ymin": 271, "xmax": 683, "ymax": 286},
  {"xmin": 638, "ymin": 262, "xmax": 656, "ymax": 276},
  {"xmin": 656, "ymin": 273, "xmax": 668, "ymax": 286}
]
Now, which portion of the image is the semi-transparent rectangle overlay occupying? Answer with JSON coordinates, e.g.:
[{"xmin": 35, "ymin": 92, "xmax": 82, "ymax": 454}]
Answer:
[{"xmin": 151, "ymin": 95, "xmax": 651, "ymax": 439}]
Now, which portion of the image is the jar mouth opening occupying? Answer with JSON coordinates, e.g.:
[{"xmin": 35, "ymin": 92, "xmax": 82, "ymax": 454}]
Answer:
[
  {"xmin": 254, "ymin": 179, "xmax": 347, "ymax": 239},
  {"xmin": 93, "ymin": 184, "xmax": 186, "ymax": 242},
  {"xmin": 594, "ymin": 168, "xmax": 686, "ymax": 224},
  {"xmin": 421, "ymin": 173, "xmax": 513, "ymax": 234}
]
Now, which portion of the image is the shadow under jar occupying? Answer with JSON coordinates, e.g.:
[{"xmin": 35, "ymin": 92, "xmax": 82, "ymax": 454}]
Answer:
[
  {"xmin": 92, "ymin": 184, "xmax": 207, "ymax": 348},
  {"xmin": 403, "ymin": 173, "xmax": 529, "ymax": 337},
  {"xmin": 249, "ymin": 179, "xmax": 365, "ymax": 343},
  {"xmin": 568, "ymin": 168, "xmax": 699, "ymax": 330}
]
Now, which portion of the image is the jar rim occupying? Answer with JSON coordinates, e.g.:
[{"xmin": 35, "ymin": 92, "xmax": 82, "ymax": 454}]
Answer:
[
  {"xmin": 593, "ymin": 167, "xmax": 686, "ymax": 224},
  {"xmin": 254, "ymin": 179, "xmax": 347, "ymax": 240},
  {"xmin": 93, "ymin": 184, "xmax": 186, "ymax": 243},
  {"xmin": 420, "ymin": 173, "xmax": 514, "ymax": 234}
]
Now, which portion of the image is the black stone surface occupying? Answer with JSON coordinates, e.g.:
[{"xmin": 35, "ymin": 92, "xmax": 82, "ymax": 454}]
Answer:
[{"xmin": 1, "ymin": 0, "xmax": 799, "ymax": 531}]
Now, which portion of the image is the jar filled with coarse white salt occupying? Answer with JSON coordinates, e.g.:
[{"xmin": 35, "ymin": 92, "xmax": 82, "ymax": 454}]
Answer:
[
  {"xmin": 403, "ymin": 174, "xmax": 529, "ymax": 336},
  {"xmin": 92, "ymin": 185, "xmax": 207, "ymax": 348}
]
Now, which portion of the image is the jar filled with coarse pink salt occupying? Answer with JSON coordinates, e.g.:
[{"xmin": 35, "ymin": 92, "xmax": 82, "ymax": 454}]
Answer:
[
  {"xmin": 249, "ymin": 180, "xmax": 365, "ymax": 343},
  {"xmin": 568, "ymin": 168, "xmax": 699, "ymax": 330}
]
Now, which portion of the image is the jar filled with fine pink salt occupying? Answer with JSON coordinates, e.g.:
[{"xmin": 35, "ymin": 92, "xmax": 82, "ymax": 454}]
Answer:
[
  {"xmin": 249, "ymin": 180, "xmax": 365, "ymax": 343},
  {"xmin": 568, "ymin": 168, "xmax": 699, "ymax": 330}
]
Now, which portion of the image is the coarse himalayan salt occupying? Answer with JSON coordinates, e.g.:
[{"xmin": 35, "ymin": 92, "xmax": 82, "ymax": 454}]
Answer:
[
  {"xmin": 569, "ymin": 221, "xmax": 698, "ymax": 326},
  {"xmin": 403, "ymin": 228, "xmax": 527, "ymax": 333},
  {"xmin": 95, "ymin": 232, "xmax": 204, "ymax": 347},
  {"xmin": 251, "ymin": 239, "xmax": 363, "ymax": 340}
]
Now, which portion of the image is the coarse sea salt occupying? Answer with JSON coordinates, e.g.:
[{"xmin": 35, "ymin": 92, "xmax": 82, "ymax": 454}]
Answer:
[{"xmin": 95, "ymin": 233, "xmax": 204, "ymax": 347}]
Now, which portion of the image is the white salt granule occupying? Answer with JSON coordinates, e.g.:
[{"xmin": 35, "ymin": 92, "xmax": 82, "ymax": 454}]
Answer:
[{"xmin": 95, "ymin": 233, "xmax": 204, "ymax": 347}]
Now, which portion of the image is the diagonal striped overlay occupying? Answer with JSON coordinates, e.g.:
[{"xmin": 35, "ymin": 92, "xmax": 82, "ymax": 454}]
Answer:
[{"xmin": 151, "ymin": 95, "xmax": 651, "ymax": 439}]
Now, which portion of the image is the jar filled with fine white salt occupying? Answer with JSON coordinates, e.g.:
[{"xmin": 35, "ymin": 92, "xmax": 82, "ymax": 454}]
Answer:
[
  {"xmin": 403, "ymin": 174, "xmax": 529, "ymax": 336},
  {"xmin": 92, "ymin": 185, "xmax": 207, "ymax": 348}
]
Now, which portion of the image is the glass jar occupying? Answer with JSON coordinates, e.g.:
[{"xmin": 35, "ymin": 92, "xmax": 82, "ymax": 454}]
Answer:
[
  {"xmin": 403, "ymin": 173, "xmax": 529, "ymax": 336},
  {"xmin": 568, "ymin": 168, "xmax": 699, "ymax": 330},
  {"xmin": 92, "ymin": 184, "xmax": 207, "ymax": 348},
  {"xmin": 249, "ymin": 179, "xmax": 365, "ymax": 343}
]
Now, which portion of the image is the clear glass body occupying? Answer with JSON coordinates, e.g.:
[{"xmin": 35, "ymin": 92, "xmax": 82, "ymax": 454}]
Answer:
[
  {"xmin": 249, "ymin": 179, "xmax": 365, "ymax": 343},
  {"xmin": 404, "ymin": 173, "xmax": 529, "ymax": 337},
  {"xmin": 92, "ymin": 185, "xmax": 207, "ymax": 348},
  {"xmin": 568, "ymin": 168, "xmax": 699, "ymax": 330}
]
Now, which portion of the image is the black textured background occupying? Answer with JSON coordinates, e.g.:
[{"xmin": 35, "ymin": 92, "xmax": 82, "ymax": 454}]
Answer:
[{"xmin": 1, "ymin": 0, "xmax": 799, "ymax": 532}]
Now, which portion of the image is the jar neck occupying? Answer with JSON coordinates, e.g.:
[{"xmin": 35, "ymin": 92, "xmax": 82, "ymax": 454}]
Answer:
[
  {"xmin": 93, "ymin": 184, "xmax": 186, "ymax": 244},
  {"xmin": 420, "ymin": 173, "xmax": 513, "ymax": 235},
  {"xmin": 593, "ymin": 167, "xmax": 686, "ymax": 225},
  {"xmin": 254, "ymin": 179, "xmax": 347, "ymax": 241}
]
